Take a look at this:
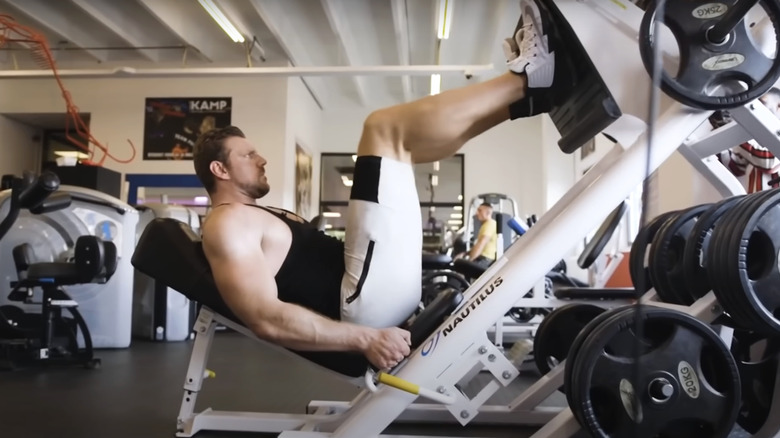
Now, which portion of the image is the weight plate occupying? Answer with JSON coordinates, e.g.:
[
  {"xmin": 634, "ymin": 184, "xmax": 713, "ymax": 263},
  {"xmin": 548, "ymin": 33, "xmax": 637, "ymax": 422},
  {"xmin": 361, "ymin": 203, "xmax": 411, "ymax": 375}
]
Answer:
[
  {"xmin": 629, "ymin": 211, "xmax": 679, "ymax": 295},
  {"xmin": 708, "ymin": 191, "xmax": 772, "ymax": 328},
  {"xmin": 638, "ymin": 0, "xmax": 780, "ymax": 110},
  {"xmin": 648, "ymin": 204, "xmax": 712, "ymax": 305},
  {"xmin": 731, "ymin": 329, "xmax": 780, "ymax": 433},
  {"xmin": 564, "ymin": 306, "xmax": 635, "ymax": 425},
  {"xmin": 534, "ymin": 303, "xmax": 607, "ymax": 377},
  {"xmin": 725, "ymin": 188, "xmax": 780, "ymax": 334},
  {"xmin": 682, "ymin": 195, "xmax": 745, "ymax": 302},
  {"xmin": 709, "ymin": 191, "xmax": 776, "ymax": 329},
  {"xmin": 421, "ymin": 270, "xmax": 470, "ymax": 307},
  {"xmin": 569, "ymin": 307, "xmax": 741, "ymax": 438}
]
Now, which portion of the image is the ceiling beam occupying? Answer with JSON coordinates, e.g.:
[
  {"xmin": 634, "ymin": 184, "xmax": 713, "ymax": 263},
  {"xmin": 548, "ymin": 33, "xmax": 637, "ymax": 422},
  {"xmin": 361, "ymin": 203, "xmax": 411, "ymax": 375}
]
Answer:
[
  {"xmin": 249, "ymin": 0, "xmax": 329, "ymax": 108},
  {"xmin": 390, "ymin": 0, "xmax": 413, "ymax": 103},
  {"xmin": 70, "ymin": 0, "xmax": 157, "ymax": 62},
  {"xmin": 135, "ymin": 0, "xmax": 219, "ymax": 62},
  {"xmin": 3, "ymin": 0, "xmax": 109, "ymax": 63},
  {"xmin": 320, "ymin": 0, "xmax": 369, "ymax": 107}
]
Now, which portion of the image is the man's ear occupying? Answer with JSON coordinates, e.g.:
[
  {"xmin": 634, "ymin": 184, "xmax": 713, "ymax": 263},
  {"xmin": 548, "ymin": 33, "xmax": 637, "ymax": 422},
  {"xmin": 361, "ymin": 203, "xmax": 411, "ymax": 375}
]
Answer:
[{"xmin": 209, "ymin": 161, "xmax": 230, "ymax": 181}]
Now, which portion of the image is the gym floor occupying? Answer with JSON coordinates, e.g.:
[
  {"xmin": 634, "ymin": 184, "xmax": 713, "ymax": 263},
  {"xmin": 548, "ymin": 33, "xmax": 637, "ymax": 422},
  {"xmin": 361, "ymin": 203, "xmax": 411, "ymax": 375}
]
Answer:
[{"xmin": 0, "ymin": 332, "xmax": 751, "ymax": 438}]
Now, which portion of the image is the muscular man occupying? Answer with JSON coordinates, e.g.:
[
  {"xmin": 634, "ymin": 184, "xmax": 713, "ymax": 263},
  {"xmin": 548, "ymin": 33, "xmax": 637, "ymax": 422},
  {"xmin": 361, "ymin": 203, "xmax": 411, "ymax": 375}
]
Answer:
[{"xmin": 193, "ymin": 0, "xmax": 567, "ymax": 370}]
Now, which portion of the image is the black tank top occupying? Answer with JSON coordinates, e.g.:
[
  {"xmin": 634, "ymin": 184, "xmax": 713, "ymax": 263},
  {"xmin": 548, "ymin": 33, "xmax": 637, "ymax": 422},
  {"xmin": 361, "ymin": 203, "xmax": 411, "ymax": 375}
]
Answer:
[{"xmin": 236, "ymin": 204, "xmax": 346, "ymax": 320}]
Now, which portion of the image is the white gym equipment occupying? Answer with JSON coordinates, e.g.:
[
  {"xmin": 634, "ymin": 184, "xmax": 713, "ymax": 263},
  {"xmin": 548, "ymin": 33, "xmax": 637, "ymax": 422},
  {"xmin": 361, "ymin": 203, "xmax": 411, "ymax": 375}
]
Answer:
[{"xmin": 134, "ymin": 0, "xmax": 780, "ymax": 436}]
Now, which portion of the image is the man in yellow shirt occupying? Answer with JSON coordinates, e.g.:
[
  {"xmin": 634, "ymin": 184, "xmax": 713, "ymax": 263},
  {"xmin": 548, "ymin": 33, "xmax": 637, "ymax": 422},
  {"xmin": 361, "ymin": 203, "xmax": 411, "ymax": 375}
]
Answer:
[{"xmin": 467, "ymin": 203, "xmax": 498, "ymax": 267}]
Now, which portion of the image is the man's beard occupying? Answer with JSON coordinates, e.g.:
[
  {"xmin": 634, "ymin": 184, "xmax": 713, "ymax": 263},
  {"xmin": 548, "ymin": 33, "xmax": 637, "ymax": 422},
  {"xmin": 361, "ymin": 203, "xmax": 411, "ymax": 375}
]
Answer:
[{"xmin": 240, "ymin": 180, "xmax": 270, "ymax": 199}]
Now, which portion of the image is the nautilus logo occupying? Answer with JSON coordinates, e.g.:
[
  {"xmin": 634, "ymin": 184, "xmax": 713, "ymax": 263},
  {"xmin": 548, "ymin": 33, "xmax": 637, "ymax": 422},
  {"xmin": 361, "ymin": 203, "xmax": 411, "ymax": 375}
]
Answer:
[{"xmin": 421, "ymin": 331, "xmax": 442, "ymax": 357}]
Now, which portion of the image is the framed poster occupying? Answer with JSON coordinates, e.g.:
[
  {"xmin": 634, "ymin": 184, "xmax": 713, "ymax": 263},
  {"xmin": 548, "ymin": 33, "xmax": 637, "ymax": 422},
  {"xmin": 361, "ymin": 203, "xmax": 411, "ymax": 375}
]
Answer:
[
  {"xmin": 143, "ymin": 97, "xmax": 232, "ymax": 160},
  {"xmin": 295, "ymin": 143, "xmax": 313, "ymax": 220}
]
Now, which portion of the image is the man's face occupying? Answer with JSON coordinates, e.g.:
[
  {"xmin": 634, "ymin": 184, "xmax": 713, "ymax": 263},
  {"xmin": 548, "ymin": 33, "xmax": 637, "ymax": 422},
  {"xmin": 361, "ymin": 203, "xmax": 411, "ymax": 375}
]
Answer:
[
  {"xmin": 223, "ymin": 136, "xmax": 270, "ymax": 199},
  {"xmin": 477, "ymin": 206, "xmax": 492, "ymax": 222}
]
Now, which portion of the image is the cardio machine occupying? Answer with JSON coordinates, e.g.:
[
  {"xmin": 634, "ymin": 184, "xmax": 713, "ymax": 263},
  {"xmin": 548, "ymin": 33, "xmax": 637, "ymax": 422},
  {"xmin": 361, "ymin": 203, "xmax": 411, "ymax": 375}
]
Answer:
[{"xmin": 0, "ymin": 171, "xmax": 117, "ymax": 370}]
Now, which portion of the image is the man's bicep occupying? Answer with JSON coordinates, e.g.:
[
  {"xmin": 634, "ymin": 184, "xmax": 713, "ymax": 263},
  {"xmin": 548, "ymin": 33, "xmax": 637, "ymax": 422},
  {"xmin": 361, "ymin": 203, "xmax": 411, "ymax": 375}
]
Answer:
[{"xmin": 205, "ymin": 235, "xmax": 279, "ymax": 327}]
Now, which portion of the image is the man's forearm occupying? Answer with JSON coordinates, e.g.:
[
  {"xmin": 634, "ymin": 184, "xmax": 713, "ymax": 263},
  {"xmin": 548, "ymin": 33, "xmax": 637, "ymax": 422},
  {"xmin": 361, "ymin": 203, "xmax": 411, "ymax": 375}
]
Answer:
[
  {"xmin": 249, "ymin": 302, "xmax": 373, "ymax": 353},
  {"xmin": 469, "ymin": 238, "xmax": 487, "ymax": 259}
]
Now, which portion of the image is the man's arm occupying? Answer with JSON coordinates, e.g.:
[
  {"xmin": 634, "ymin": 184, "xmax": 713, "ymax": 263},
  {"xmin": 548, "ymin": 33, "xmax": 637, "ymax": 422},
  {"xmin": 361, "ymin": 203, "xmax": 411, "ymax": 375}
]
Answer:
[
  {"xmin": 468, "ymin": 235, "xmax": 490, "ymax": 260},
  {"xmin": 468, "ymin": 220, "xmax": 495, "ymax": 260}
]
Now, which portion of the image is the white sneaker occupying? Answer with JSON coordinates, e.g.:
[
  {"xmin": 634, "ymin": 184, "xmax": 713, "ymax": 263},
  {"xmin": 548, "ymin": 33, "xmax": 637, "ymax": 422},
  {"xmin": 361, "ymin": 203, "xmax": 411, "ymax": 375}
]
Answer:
[{"xmin": 506, "ymin": 0, "xmax": 555, "ymax": 89}]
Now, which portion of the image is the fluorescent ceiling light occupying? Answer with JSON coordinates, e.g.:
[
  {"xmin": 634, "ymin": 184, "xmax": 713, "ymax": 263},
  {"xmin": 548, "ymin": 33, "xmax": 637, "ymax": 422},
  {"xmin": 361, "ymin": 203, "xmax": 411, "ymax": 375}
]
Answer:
[
  {"xmin": 351, "ymin": 154, "xmax": 357, "ymax": 162},
  {"xmin": 447, "ymin": 219, "xmax": 462, "ymax": 224},
  {"xmin": 194, "ymin": 196, "xmax": 209, "ymax": 204},
  {"xmin": 341, "ymin": 175, "xmax": 353, "ymax": 187},
  {"xmin": 430, "ymin": 74, "xmax": 441, "ymax": 95},
  {"xmin": 437, "ymin": 0, "xmax": 454, "ymax": 39},
  {"xmin": 322, "ymin": 212, "xmax": 341, "ymax": 218},
  {"xmin": 198, "ymin": 0, "xmax": 245, "ymax": 43},
  {"xmin": 54, "ymin": 150, "xmax": 89, "ymax": 159},
  {"xmin": 433, "ymin": 161, "xmax": 440, "ymax": 172},
  {"xmin": 325, "ymin": 224, "xmax": 333, "ymax": 229},
  {"xmin": 450, "ymin": 213, "xmax": 463, "ymax": 219},
  {"xmin": 430, "ymin": 175, "xmax": 439, "ymax": 186},
  {"xmin": 454, "ymin": 205, "xmax": 463, "ymax": 211}
]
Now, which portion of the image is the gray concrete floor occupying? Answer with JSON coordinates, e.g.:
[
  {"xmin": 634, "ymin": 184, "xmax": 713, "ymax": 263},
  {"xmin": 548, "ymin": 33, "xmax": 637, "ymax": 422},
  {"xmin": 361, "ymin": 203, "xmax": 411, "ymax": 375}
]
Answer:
[{"xmin": 0, "ymin": 331, "xmax": 753, "ymax": 438}]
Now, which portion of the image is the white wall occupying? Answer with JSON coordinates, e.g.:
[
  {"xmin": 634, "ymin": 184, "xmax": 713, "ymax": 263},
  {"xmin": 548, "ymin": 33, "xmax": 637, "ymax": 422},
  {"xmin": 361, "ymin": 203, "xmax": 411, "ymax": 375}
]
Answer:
[
  {"xmin": 0, "ymin": 76, "xmax": 290, "ymax": 206},
  {"xmin": 321, "ymin": 107, "xmax": 546, "ymax": 217},
  {"xmin": 285, "ymin": 78, "xmax": 323, "ymax": 217},
  {"xmin": 0, "ymin": 116, "xmax": 42, "ymax": 178},
  {"xmin": 540, "ymin": 115, "xmax": 574, "ymax": 211}
]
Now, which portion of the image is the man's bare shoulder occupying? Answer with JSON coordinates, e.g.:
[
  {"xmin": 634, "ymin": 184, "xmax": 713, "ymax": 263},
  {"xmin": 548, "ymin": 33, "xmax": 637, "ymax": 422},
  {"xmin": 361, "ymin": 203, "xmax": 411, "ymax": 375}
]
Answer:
[{"xmin": 202, "ymin": 204, "xmax": 264, "ymax": 253}]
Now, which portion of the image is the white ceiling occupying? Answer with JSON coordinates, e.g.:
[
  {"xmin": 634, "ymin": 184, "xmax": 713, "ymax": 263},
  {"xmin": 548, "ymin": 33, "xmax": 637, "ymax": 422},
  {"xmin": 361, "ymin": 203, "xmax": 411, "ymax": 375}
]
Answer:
[{"xmin": 0, "ymin": 0, "xmax": 521, "ymax": 109}]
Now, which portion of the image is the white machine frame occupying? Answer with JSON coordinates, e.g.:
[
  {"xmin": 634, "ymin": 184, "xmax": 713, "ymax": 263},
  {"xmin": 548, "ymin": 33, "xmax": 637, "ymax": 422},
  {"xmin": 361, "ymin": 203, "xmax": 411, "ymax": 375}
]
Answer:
[{"xmin": 172, "ymin": 0, "xmax": 780, "ymax": 437}]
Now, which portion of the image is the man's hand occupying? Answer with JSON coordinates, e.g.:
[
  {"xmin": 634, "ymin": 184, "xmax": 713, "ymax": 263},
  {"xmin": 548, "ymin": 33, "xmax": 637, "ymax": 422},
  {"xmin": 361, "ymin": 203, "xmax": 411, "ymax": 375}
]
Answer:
[{"xmin": 362, "ymin": 327, "xmax": 412, "ymax": 369}]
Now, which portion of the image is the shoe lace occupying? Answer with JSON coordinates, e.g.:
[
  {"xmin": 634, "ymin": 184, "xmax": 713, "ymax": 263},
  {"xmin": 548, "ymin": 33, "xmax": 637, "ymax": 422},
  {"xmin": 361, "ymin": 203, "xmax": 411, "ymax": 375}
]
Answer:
[{"xmin": 519, "ymin": 24, "xmax": 540, "ymax": 57}]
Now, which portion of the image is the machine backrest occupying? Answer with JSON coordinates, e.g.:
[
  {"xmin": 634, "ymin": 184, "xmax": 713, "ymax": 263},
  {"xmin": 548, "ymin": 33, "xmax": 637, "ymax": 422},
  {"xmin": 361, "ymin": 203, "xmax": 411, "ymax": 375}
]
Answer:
[
  {"xmin": 12, "ymin": 243, "xmax": 34, "ymax": 278},
  {"xmin": 578, "ymin": 200, "xmax": 628, "ymax": 269},
  {"xmin": 101, "ymin": 241, "xmax": 118, "ymax": 281},
  {"xmin": 74, "ymin": 235, "xmax": 106, "ymax": 282},
  {"xmin": 131, "ymin": 218, "xmax": 371, "ymax": 378}
]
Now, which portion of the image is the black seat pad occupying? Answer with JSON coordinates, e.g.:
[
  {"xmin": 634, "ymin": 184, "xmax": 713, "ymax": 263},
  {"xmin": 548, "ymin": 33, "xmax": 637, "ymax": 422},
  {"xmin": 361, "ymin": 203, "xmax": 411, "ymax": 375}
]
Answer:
[
  {"xmin": 26, "ymin": 263, "xmax": 82, "ymax": 285},
  {"xmin": 132, "ymin": 218, "xmax": 463, "ymax": 378},
  {"xmin": 405, "ymin": 288, "xmax": 463, "ymax": 348},
  {"xmin": 422, "ymin": 253, "xmax": 453, "ymax": 270},
  {"xmin": 554, "ymin": 287, "xmax": 636, "ymax": 300},
  {"xmin": 452, "ymin": 259, "xmax": 486, "ymax": 280}
]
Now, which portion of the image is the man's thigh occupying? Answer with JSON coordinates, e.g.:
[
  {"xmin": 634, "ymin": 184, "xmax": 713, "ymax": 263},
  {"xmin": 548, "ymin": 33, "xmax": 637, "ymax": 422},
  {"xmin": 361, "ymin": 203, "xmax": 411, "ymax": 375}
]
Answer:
[{"xmin": 339, "ymin": 155, "xmax": 422, "ymax": 327}]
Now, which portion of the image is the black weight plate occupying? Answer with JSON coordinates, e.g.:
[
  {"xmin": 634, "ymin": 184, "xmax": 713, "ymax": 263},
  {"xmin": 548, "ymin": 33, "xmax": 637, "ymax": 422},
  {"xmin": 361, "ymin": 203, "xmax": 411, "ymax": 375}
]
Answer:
[
  {"xmin": 708, "ymin": 192, "xmax": 772, "ymax": 328},
  {"xmin": 649, "ymin": 204, "xmax": 712, "ymax": 305},
  {"xmin": 731, "ymin": 330, "xmax": 780, "ymax": 433},
  {"xmin": 564, "ymin": 306, "xmax": 632, "ymax": 424},
  {"xmin": 564, "ymin": 306, "xmax": 637, "ymax": 426},
  {"xmin": 726, "ymin": 188, "xmax": 780, "ymax": 334},
  {"xmin": 719, "ymin": 191, "xmax": 780, "ymax": 329},
  {"xmin": 682, "ymin": 195, "xmax": 745, "ymax": 302},
  {"xmin": 629, "ymin": 211, "xmax": 679, "ymax": 295},
  {"xmin": 638, "ymin": 0, "xmax": 780, "ymax": 110},
  {"xmin": 570, "ymin": 307, "xmax": 741, "ymax": 438},
  {"xmin": 534, "ymin": 303, "xmax": 607, "ymax": 377},
  {"xmin": 711, "ymin": 191, "xmax": 778, "ymax": 330},
  {"xmin": 421, "ymin": 270, "xmax": 470, "ymax": 306}
]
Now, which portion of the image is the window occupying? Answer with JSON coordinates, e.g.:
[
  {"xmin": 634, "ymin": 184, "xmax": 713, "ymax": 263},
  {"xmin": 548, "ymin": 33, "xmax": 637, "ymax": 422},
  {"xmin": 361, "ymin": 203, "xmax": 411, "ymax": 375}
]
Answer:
[{"xmin": 318, "ymin": 153, "xmax": 464, "ymax": 248}]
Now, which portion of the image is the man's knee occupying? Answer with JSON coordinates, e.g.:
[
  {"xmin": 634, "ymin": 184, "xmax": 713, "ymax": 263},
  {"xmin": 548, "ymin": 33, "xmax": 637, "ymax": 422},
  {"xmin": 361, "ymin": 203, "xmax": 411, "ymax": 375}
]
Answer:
[
  {"xmin": 358, "ymin": 109, "xmax": 408, "ymax": 160},
  {"xmin": 363, "ymin": 108, "xmax": 398, "ymax": 141}
]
